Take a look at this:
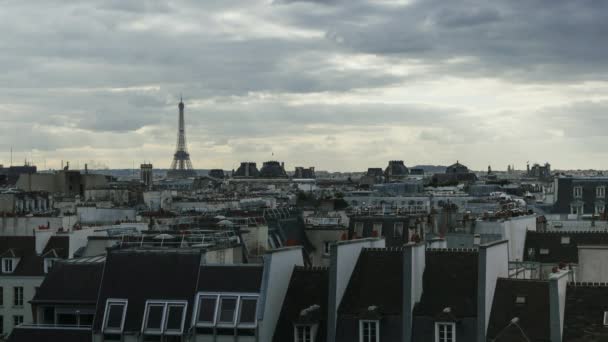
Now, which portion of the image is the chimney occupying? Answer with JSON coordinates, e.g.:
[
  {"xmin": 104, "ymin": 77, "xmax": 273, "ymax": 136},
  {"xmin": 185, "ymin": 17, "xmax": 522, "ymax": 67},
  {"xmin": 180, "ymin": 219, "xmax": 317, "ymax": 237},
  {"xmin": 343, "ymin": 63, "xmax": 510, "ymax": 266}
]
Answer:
[{"xmin": 85, "ymin": 164, "xmax": 88, "ymax": 174}]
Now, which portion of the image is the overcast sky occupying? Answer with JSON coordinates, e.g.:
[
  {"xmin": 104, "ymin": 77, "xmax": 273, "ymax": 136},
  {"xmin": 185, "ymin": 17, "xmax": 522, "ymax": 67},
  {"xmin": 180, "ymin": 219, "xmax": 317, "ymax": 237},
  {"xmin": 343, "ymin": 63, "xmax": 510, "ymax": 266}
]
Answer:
[{"xmin": 2, "ymin": 0, "xmax": 608, "ymax": 172}]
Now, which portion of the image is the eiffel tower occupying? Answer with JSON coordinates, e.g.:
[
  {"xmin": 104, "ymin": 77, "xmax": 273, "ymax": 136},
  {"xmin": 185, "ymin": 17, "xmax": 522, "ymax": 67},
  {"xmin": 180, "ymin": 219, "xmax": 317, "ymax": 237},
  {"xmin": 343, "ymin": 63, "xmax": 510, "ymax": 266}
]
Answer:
[{"xmin": 167, "ymin": 97, "xmax": 197, "ymax": 179}]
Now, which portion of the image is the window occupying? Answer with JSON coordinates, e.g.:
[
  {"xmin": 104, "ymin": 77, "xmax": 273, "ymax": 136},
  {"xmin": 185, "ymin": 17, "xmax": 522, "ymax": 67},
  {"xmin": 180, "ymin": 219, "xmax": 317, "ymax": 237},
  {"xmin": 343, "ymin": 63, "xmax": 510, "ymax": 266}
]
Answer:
[
  {"xmin": 598, "ymin": 187, "xmax": 606, "ymax": 198},
  {"xmin": 103, "ymin": 299, "xmax": 128, "ymax": 333},
  {"xmin": 561, "ymin": 236, "xmax": 570, "ymax": 244},
  {"xmin": 571, "ymin": 205, "xmax": 583, "ymax": 215},
  {"xmin": 3, "ymin": 259, "xmax": 14, "ymax": 273},
  {"xmin": 196, "ymin": 295, "xmax": 218, "ymax": 326},
  {"xmin": 295, "ymin": 324, "xmax": 313, "ymax": 342},
  {"xmin": 574, "ymin": 186, "xmax": 583, "ymax": 198},
  {"xmin": 0, "ymin": 287, "xmax": 3, "ymax": 306},
  {"xmin": 13, "ymin": 315, "xmax": 23, "ymax": 327},
  {"xmin": 540, "ymin": 248, "xmax": 550, "ymax": 255},
  {"xmin": 195, "ymin": 293, "xmax": 259, "ymax": 328},
  {"xmin": 597, "ymin": 205, "xmax": 606, "ymax": 215},
  {"xmin": 44, "ymin": 258, "xmax": 58, "ymax": 273},
  {"xmin": 0, "ymin": 315, "xmax": 3, "ymax": 335},
  {"xmin": 372, "ymin": 223, "xmax": 383, "ymax": 237},
  {"xmin": 359, "ymin": 320, "xmax": 379, "ymax": 342},
  {"xmin": 527, "ymin": 248, "xmax": 535, "ymax": 260},
  {"xmin": 217, "ymin": 296, "xmax": 238, "ymax": 326},
  {"xmin": 435, "ymin": 322, "xmax": 456, "ymax": 342},
  {"xmin": 515, "ymin": 296, "xmax": 526, "ymax": 305},
  {"xmin": 604, "ymin": 311, "xmax": 608, "ymax": 326},
  {"xmin": 323, "ymin": 241, "xmax": 332, "ymax": 256},
  {"xmin": 354, "ymin": 222, "xmax": 364, "ymax": 237},
  {"xmin": 141, "ymin": 301, "xmax": 187, "ymax": 335},
  {"xmin": 238, "ymin": 297, "xmax": 258, "ymax": 327},
  {"xmin": 394, "ymin": 222, "xmax": 404, "ymax": 239},
  {"xmin": 13, "ymin": 287, "xmax": 23, "ymax": 307}
]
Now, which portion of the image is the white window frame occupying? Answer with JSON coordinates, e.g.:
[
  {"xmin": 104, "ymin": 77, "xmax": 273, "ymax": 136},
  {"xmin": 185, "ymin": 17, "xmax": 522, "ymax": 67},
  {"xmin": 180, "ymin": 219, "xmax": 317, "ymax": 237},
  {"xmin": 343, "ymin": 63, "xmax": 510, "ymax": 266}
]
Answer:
[
  {"xmin": 216, "ymin": 295, "xmax": 239, "ymax": 328},
  {"xmin": 3, "ymin": 258, "xmax": 16, "ymax": 273},
  {"xmin": 294, "ymin": 324, "xmax": 316, "ymax": 342},
  {"xmin": 574, "ymin": 186, "xmax": 583, "ymax": 199},
  {"xmin": 13, "ymin": 287, "xmax": 23, "ymax": 307},
  {"xmin": 354, "ymin": 222, "xmax": 364, "ymax": 237},
  {"xmin": 540, "ymin": 248, "xmax": 550, "ymax": 255},
  {"xmin": 359, "ymin": 320, "xmax": 379, "ymax": 342},
  {"xmin": 141, "ymin": 300, "xmax": 188, "ymax": 335},
  {"xmin": 598, "ymin": 186, "xmax": 606, "ymax": 199},
  {"xmin": 597, "ymin": 204, "xmax": 606, "ymax": 215},
  {"xmin": 44, "ymin": 258, "xmax": 58, "ymax": 274},
  {"xmin": 193, "ymin": 292, "xmax": 259, "ymax": 329},
  {"xmin": 372, "ymin": 223, "xmax": 383, "ymax": 237},
  {"xmin": 561, "ymin": 236, "xmax": 570, "ymax": 245},
  {"xmin": 435, "ymin": 322, "xmax": 456, "ymax": 342},
  {"xmin": 323, "ymin": 241, "xmax": 332, "ymax": 256},
  {"xmin": 571, "ymin": 205, "xmax": 583, "ymax": 215},
  {"xmin": 393, "ymin": 222, "xmax": 404, "ymax": 238},
  {"xmin": 603, "ymin": 311, "xmax": 608, "ymax": 326},
  {"xmin": 13, "ymin": 315, "xmax": 23, "ymax": 327},
  {"xmin": 102, "ymin": 298, "xmax": 128, "ymax": 333}
]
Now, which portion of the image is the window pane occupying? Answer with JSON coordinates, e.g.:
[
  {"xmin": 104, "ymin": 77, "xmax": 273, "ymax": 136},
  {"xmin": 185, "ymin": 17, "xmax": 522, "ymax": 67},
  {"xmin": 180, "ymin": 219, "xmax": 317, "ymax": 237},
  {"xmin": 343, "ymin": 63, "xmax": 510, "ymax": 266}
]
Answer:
[
  {"xmin": 145, "ymin": 305, "xmax": 164, "ymax": 330},
  {"xmin": 106, "ymin": 304, "xmax": 125, "ymax": 329},
  {"xmin": 165, "ymin": 305, "xmax": 184, "ymax": 331},
  {"xmin": 197, "ymin": 297, "xmax": 217, "ymax": 323},
  {"xmin": 238, "ymin": 298, "xmax": 257, "ymax": 324},
  {"xmin": 218, "ymin": 297, "xmax": 237, "ymax": 323}
]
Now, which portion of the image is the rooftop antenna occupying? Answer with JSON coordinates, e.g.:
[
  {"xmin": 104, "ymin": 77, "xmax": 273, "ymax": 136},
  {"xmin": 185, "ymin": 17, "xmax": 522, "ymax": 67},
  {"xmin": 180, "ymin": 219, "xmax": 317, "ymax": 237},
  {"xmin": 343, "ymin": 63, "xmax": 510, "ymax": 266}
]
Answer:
[{"xmin": 10, "ymin": 146, "xmax": 12, "ymax": 166}]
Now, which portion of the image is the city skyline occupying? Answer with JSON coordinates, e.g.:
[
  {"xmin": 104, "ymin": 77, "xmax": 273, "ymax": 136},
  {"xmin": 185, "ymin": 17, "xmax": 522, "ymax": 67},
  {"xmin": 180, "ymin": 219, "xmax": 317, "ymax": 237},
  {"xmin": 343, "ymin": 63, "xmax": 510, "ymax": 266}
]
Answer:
[{"xmin": 2, "ymin": 0, "xmax": 608, "ymax": 171}]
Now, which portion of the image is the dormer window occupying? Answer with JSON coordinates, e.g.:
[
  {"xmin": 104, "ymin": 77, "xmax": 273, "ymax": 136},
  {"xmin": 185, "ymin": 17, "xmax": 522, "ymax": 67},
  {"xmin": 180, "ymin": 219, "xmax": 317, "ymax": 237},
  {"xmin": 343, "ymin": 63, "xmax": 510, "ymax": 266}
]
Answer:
[
  {"xmin": 435, "ymin": 322, "xmax": 456, "ymax": 342},
  {"xmin": 540, "ymin": 248, "xmax": 550, "ymax": 255},
  {"xmin": 141, "ymin": 301, "xmax": 187, "ymax": 335},
  {"xmin": 603, "ymin": 311, "xmax": 608, "ymax": 326},
  {"xmin": 598, "ymin": 186, "xmax": 606, "ymax": 198},
  {"xmin": 44, "ymin": 258, "xmax": 58, "ymax": 273},
  {"xmin": 561, "ymin": 236, "xmax": 570, "ymax": 245},
  {"xmin": 3, "ymin": 258, "xmax": 14, "ymax": 273},
  {"xmin": 359, "ymin": 320, "xmax": 379, "ymax": 342},
  {"xmin": 515, "ymin": 296, "xmax": 527, "ymax": 305},
  {"xmin": 294, "ymin": 324, "xmax": 316, "ymax": 342},
  {"xmin": 102, "ymin": 299, "xmax": 128, "ymax": 333},
  {"xmin": 574, "ymin": 186, "xmax": 583, "ymax": 198},
  {"xmin": 194, "ymin": 293, "xmax": 259, "ymax": 329}
]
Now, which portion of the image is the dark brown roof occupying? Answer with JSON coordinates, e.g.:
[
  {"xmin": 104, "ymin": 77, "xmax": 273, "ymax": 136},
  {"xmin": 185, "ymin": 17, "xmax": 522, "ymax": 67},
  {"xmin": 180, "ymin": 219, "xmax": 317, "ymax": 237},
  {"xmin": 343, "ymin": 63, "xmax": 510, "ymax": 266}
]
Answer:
[
  {"xmin": 563, "ymin": 283, "xmax": 608, "ymax": 341},
  {"xmin": 486, "ymin": 278, "xmax": 551, "ymax": 342},
  {"xmin": 273, "ymin": 266, "xmax": 328, "ymax": 342},
  {"xmin": 524, "ymin": 231, "xmax": 608, "ymax": 263},
  {"xmin": 414, "ymin": 250, "xmax": 479, "ymax": 318},
  {"xmin": 93, "ymin": 250, "xmax": 202, "ymax": 332},
  {"xmin": 338, "ymin": 248, "xmax": 404, "ymax": 315},
  {"xmin": 42, "ymin": 236, "xmax": 70, "ymax": 259},
  {"xmin": 197, "ymin": 265, "xmax": 264, "ymax": 293},
  {"xmin": 32, "ymin": 261, "xmax": 103, "ymax": 304}
]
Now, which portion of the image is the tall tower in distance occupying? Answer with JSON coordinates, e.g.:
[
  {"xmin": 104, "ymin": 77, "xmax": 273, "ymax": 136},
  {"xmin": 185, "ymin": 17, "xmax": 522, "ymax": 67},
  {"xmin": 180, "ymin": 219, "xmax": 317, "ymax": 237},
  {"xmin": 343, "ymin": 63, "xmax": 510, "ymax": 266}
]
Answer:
[{"xmin": 167, "ymin": 97, "xmax": 197, "ymax": 179}]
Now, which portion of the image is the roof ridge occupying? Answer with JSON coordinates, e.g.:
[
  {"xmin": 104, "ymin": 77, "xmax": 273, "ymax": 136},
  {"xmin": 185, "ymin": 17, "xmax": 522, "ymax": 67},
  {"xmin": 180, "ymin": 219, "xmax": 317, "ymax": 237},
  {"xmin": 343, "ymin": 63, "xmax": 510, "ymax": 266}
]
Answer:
[
  {"xmin": 426, "ymin": 248, "xmax": 479, "ymax": 253},
  {"xmin": 568, "ymin": 282, "xmax": 608, "ymax": 287}
]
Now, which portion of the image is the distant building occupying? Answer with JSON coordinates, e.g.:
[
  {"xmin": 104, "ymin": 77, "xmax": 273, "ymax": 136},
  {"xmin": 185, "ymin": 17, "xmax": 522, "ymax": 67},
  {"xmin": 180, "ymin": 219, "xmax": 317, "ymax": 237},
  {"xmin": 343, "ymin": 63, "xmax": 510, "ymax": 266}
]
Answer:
[
  {"xmin": 384, "ymin": 160, "xmax": 409, "ymax": 182},
  {"xmin": 0, "ymin": 165, "xmax": 37, "ymax": 187},
  {"xmin": 294, "ymin": 167, "xmax": 315, "ymax": 179},
  {"xmin": 431, "ymin": 161, "xmax": 477, "ymax": 185},
  {"xmin": 140, "ymin": 163, "xmax": 153, "ymax": 189},
  {"xmin": 259, "ymin": 161, "xmax": 288, "ymax": 178},
  {"xmin": 528, "ymin": 162, "xmax": 551, "ymax": 179},
  {"xmin": 233, "ymin": 162, "xmax": 260, "ymax": 178},
  {"xmin": 15, "ymin": 170, "xmax": 108, "ymax": 197},
  {"xmin": 208, "ymin": 169, "xmax": 225, "ymax": 179},
  {"xmin": 553, "ymin": 176, "xmax": 608, "ymax": 215}
]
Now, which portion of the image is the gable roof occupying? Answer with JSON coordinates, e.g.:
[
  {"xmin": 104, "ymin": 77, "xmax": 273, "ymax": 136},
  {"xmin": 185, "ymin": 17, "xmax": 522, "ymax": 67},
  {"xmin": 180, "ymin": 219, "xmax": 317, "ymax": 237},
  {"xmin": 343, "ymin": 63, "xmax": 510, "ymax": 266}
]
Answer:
[
  {"xmin": 486, "ymin": 278, "xmax": 551, "ymax": 342},
  {"xmin": 414, "ymin": 249, "xmax": 479, "ymax": 318},
  {"xmin": 563, "ymin": 283, "xmax": 608, "ymax": 341},
  {"xmin": 0, "ymin": 236, "xmax": 44, "ymax": 276},
  {"xmin": 32, "ymin": 261, "xmax": 104, "ymax": 304},
  {"xmin": 42, "ymin": 236, "xmax": 70, "ymax": 259},
  {"xmin": 338, "ymin": 248, "xmax": 404, "ymax": 315},
  {"xmin": 197, "ymin": 264, "xmax": 264, "ymax": 293},
  {"xmin": 92, "ymin": 249, "xmax": 202, "ymax": 332},
  {"xmin": 524, "ymin": 231, "xmax": 608, "ymax": 263},
  {"xmin": 273, "ymin": 266, "xmax": 329, "ymax": 342}
]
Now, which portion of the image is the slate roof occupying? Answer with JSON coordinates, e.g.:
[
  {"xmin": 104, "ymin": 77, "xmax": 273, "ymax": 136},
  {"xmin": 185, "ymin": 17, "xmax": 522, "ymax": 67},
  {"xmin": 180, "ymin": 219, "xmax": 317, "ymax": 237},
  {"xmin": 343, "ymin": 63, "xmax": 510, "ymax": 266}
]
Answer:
[
  {"xmin": 8, "ymin": 327, "xmax": 91, "ymax": 342},
  {"xmin": 0, "ymin": 236, "xmax": 43, "ymax": 276},
  {"xmin": 273, "ymin": 266, "xmax": 329, "ymax": 342},
  {"xmin": 42, "ymin": 236, "xmax": 70, "ymax": 259},
  {"xmin": 93, "ymin": 249, "xmax": 202, "ymax": 332},
  {"xmin": 32, "ymin": 261, "xmax": 104, "ymax": 304},
  {"xmin": 523, "ymin": 231, "xmax": 608, "ymax": 263},
  {"xmin": 338, "ymin": 248, "xmax": 404, "ymax": 315},
  {"xmin": 486, "ymin": 278, "xmax": 551, "ymax": 342},
  {"xmin": 563, "ymin": 283, "xmax": 608, "ymax": 342},
  {"xmin": 197, "ymin": 265, "xmax": 263, "ymax": 293},
  {"xmin": 413, "ymin": 249, "xmax": 479, "ymax": 318}
]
